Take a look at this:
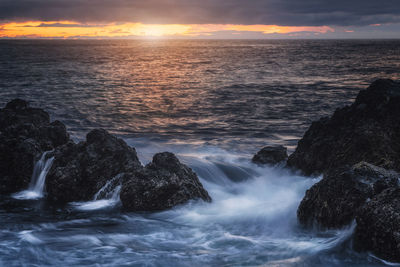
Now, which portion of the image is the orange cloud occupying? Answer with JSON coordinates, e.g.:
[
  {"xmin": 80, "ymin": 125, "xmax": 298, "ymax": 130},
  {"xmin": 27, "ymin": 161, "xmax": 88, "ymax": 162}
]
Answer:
[
  {"xmin": 0, "ymin": 21, "xmax": 191, "ymax": 38},
  {"xmin": 223, "ymin": 24, "xmax": 334, "ymax": 34},
  {"xmin": 0, "ymin": 21, "xmax": 335, "ymax": 38}
]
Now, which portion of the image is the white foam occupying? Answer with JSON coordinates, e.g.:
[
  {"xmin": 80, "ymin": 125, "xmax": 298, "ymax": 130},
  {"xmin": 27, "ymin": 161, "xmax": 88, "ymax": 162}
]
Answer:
[{"xmin": 18, "ymin": 230, "xmax": 43, "ymax": 244}]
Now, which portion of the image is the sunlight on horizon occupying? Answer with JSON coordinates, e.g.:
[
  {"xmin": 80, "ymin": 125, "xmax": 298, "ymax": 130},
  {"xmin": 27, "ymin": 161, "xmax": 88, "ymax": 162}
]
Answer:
[{"xmin": 0, "ymin": 21, "xmax": 334, "ymax": 39}]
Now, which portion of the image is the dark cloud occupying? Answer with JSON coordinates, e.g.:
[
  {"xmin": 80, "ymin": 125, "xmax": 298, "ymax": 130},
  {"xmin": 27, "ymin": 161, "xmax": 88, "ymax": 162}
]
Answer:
[{"xmin": 0, "ymin": 0, "xmax": 399, "ymax": 26}]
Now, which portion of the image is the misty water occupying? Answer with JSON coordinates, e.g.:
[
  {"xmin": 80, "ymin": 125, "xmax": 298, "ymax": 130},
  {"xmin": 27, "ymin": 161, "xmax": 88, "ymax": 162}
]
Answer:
[{"xmin": 1, "ymin": 40, "xmax": 400, "ymax": 266}]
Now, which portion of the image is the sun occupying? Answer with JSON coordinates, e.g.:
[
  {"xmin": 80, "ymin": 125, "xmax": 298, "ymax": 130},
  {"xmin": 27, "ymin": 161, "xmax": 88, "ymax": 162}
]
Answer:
[
  {"xmin": 141, "ymin": 26, "xmax": 165, "ymax": 36},
  {"xmin": 140, "ymin": 24, "xmax": 191, "ymax": 37}
]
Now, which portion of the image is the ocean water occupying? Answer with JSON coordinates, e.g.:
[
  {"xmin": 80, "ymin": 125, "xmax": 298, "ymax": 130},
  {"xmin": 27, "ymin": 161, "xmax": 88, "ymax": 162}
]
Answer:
[{"xmin": 0, "ymin": 39, "xmax": 400, "ymax": 266}]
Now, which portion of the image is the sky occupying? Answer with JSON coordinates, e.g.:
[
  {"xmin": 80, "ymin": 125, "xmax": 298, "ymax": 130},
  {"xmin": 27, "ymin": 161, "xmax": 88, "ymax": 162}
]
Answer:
[{"xmin": 0, "ymin": 0, "xmax": 399, "ymax": 39}]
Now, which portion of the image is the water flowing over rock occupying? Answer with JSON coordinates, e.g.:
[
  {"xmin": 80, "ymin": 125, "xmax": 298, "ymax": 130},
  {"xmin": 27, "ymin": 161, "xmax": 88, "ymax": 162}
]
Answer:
[
  {"xmin": 93, "ymin": 174, "xmax": 123, "ymax": 201},
  {"xmin": 70, "ymin": 174, "xmax": 123, "ymax": 211},
  {"xmin": 287, "ymin": 79, "xmax": 400, "ymax": 176},
  {"xmin": 252, "ymin": 145, "xmax": 288, "ymax": 165},
  {"xmin": 297, "ymin": 162, "xmax": 399, "ymax": 228},
  {"xmin": 12, "ymin": 151, "xmax": 55, "ymax": 200},
  {"xmin": 0, "ymin": 99, "xmax": 69, "ymax": 194},
  {"xmin": 354, "ymin": 188, "xmax": 400, "ymax": 262},
  {"xmin": 120, "ymin": 152, "xmax": 212, "ymax": 211},
  {"xmin": 45, "ymin": 129, "xmax": 142, "ymax": 203}
]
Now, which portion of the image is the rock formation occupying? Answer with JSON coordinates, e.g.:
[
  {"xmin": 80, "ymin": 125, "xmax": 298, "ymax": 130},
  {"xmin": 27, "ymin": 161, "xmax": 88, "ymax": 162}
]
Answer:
[
  {"xmin": 297, "ymin": 162, "xmax": 398, "ymax": 228},
  {"xmin": 292, "ymin": 79, "xmax": 400, "ymax": 262},
  {"xmin": 45, "ymin": 129, "xmax": 211, "ymax": 210},
  {"xmin": 287, "ymin": 79, "xmax": 400, "ymax": 176},
  {"xmin": 45, "ymin": 129, "xmax": 142, "ymax": 203},
  {"xmin": 0, "ymin": 99, "xmax": 69, "ymax": 194},
  {"xmin": 120, "ymin": 152, "xmax": 212, "ymax": 211}
]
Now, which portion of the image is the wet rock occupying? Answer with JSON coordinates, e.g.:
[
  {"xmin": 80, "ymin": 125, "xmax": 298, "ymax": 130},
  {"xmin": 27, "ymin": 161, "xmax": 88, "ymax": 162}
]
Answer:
[
  {"xmin": 120, "ymin": 152, "xmax": 211, "ymax": 211},
  {"xmin": 354, "ymin": 188, "xmax": 400, "ymax": 262},
  {"xmin": 46, "ymin": 129, "xmax": 142, "ymax": 203},
  {"xmin": 0, "ymin": 99, "xmax": 69, "ymax": 194},
  {"xmin": 297, "ymin": 162, "xmax": 399, "ymax": 228},
  {"xmin": 45, "ymin": 129, "xmax": 211, "ymax": 211},
  {"xmin": 252, "ymin": 145, "xmax": 288, "ymax": 165},
  {"xmin": 287, "ymin": 79, "xmax": 400, "ymax": 176}
]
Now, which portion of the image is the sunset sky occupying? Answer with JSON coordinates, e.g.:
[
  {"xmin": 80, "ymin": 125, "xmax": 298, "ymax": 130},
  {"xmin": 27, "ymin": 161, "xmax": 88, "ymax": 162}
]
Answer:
[{"xmin": 0, "ymin": 0, "xmax": 399, "ymax": 39}]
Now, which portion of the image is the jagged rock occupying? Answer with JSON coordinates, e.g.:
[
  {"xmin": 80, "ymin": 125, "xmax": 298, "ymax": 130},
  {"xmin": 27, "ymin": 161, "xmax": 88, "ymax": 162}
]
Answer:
[
  {"xmin": 120, "ymin": 152, "xmax": 211, "ymax": 211},
  {"xmin": 252, "ymin": 145, "xmax": 288, "ymax": 165},
  {"xmin": 44, "ymin": 128, "xmax": 211, "ymax": 211},
  {"xmin": 45, "ymin": 129, "xmax": 142, "ymax": 203},
  {"xmin": 287, "ymin": 79, "xmax": 400, "ymax": 176},
  {"xmin": 354, "ymin": 188, "xmax": 400, "ymax": 262},
  {"xmin": 297, "ymin": 162, "xmax": 399, "ymax": 228},
  {"xmin": 0, "ymin": 99, "xmax": 69, "ymax": 194}
]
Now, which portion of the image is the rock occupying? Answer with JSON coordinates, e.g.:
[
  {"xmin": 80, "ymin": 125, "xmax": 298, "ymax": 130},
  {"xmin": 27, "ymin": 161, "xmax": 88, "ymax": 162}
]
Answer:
[
  {"xmin": 0, "ymin": 99, "xmax": 69, "ymax": 194},
  {"xmin": 297, "ymin": 162, "xmax": 399, "ymax": 228},
  {"xmin": 43, "ymin": 128, "xmax": 212, "ymax": 211},
  {"xmin": 287, "ymin": 79, "xmax": 400, "ymax": 176},
  {"xmin": 120, "ymin": 152, "xmax": 211, "ymax": 211},
  {"xmin": 45, "ymin": 129, "xmax": 142, "ymax": 203},
  {"xmin": 354, "ymin": 188, "xmax": 400, "ymax": 262},
  {"xmin": 252, "ymin": 145, "xmax": 288, "ymax": 165}
]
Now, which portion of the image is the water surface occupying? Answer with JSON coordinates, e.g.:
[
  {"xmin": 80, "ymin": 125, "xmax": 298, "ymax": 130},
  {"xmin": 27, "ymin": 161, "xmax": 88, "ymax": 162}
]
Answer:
[{"xmin": 1, "ymin": 39, "xmax": 400, "ymax": 266}]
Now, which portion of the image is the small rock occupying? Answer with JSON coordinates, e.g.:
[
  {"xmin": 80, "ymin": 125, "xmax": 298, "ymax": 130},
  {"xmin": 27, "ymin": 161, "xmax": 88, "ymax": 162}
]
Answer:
[{"xmin": 252, "ymin": 145, "xmax": 288, "ymax": 165}]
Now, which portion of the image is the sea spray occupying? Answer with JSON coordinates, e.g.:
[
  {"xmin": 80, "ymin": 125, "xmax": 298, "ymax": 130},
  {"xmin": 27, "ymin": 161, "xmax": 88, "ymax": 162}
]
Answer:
[{"xmin": 13, "ymin": 151, "xmax": 55, "ymax": 200}]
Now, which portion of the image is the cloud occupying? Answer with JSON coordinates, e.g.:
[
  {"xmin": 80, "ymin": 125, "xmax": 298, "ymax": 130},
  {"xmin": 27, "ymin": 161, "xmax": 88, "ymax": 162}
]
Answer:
[
  {"xmin": 0, "ymin": 21, "xmax": 334, "ymax": 38},
  {"xmin": 22, "ymin": 22, "xmax": 107, "ymax": 28},
  {"xmin": 0, "ymin": 0, "xmax": 399, "ymax": 26}
]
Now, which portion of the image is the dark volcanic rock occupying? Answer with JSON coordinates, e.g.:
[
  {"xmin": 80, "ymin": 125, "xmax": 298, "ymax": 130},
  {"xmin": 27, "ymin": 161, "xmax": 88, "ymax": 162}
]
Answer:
[
  {"xmin": 45, "ymin": 128, "xmax": 211, "ymax": 211},
  {"xmin": 120, "ymin": 152, "xmax": 211, "ymax": 211},
  {"xmin": 252, "ymin": 145, "xmax": 288, "ymax": 165},
  {"xmin": 297, "ymin": 162, "xmax": 399, "ymax": 228},
  {"xmin": 45, "ymin": 129, "xmax": 142, "ymax": 203},
  {"xmin": 287, "ymin": 79, "xmax": 400, "ymax": 176},
  {"xmin": 354, "ymin": 188, "xmax": 400, "ymax": 262},
  {"xmin": 0, "ymin": 99, "xmax": 69, "ymax": 194}
]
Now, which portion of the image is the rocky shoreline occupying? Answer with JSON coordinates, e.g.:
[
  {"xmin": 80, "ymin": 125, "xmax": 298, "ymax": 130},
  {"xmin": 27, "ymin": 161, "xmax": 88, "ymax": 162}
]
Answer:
[
  {"xmin": 0, "ymin": 99, "xmax": 211, "ymax": 211},
  {"xmin": 2, "ymin": 79, "xmax": 400, "ymax": 262},
  {"xmin": 253, "ymin": 79, "xmax": 400, "ymax": 262}
]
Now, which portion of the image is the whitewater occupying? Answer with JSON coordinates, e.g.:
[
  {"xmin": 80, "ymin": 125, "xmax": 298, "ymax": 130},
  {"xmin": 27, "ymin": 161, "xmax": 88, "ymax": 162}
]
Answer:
[{"xmin": 0, "ymin": 140, "xmax": 390, "ymax": 266}]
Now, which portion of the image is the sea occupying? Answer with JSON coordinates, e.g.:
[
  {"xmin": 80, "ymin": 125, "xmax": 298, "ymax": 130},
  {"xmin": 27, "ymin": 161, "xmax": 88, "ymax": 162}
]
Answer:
[{"xmin": 0, "ymin": 39, "xmax": 399, "ymax": 266}]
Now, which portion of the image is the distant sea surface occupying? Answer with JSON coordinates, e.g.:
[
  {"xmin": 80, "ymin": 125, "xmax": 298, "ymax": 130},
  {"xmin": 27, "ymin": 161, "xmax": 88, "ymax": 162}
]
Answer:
[
  {"xmin": 1, "ymin": 40, "xmax": 400, "ymax": 267},
  {"xmin": 1, "ymin": 39, "xmax": 399, "ymax": 152}
]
